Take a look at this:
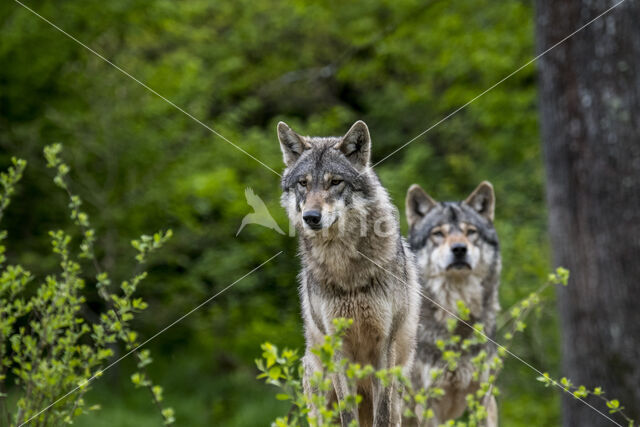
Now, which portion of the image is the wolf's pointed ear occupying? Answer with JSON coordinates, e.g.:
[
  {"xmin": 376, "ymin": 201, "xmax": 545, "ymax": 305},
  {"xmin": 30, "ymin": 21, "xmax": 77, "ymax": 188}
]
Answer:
[
  {"xmin": 335, "ymin": 120, "xmax": 371, "ymax": 171},
  {"xmin": 406, "ymin": 184, "xmax": 437, "ymax": 228},
  {"xmin": 277, "ymin": 122, "xmax": 310, "ymax": 167},
  {"xmin": 464, "ymin": 181, "xmax": 495, "ymax": 222}
]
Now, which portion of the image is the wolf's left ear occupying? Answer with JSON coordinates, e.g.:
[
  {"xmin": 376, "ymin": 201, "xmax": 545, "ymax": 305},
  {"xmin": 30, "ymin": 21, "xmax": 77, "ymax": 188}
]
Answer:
[
  {"xmin": 406, "ymin": 184, "xmax": 437, "ymax": 228},
  {"xmin": 336, "ymin": 121, "xmax": 371, "ymax": 171},
  {"xmin": 464, "ymin": 181, "xmax": 495, "ymax": 222},
  {"xmin": 277, "ymin": 122, "xmax": 310, "ymax": 167}
]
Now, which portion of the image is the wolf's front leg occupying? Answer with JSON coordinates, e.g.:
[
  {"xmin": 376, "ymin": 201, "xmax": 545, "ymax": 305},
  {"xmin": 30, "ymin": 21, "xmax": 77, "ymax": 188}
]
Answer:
[
  {"xmin": 329, "ymin": 373, "xmax": 358, "ymax": 426},
  {"xmin": 372, "ymin": 346, "xmax": 400, "ymax": 427},
  {"xmin": 302, "ymin": 353, "xmax": 322, "ymax": 422},
  {"xmin": 425, "ymin": 414, "xmax": 441, "ymax": 427},
  {"xmin": 330, "ymin": 353, "xmax": 358, "ymax": 427},
  {"xmin": 484, "ymin": 394, "xmax": 498, "ymax": 427},
  {"xmin": 372, "ymin": 376, "xmax": 393, "ymax": 426}
]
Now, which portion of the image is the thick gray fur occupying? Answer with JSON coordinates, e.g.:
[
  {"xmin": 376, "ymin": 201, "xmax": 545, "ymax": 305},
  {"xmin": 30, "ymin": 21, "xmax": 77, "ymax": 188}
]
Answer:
[
  {"xmin": 405, "ymin": 182, "xmax": 501, "ymax": 426},
  {"xmin": 278, "ymin": 121, "xmax": 420, "ymax": 427}
]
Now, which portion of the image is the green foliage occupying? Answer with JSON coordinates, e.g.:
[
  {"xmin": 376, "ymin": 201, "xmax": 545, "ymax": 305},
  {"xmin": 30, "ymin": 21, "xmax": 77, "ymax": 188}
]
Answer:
[
  {"xmin": 547, "ymin": 267, "xmax": 570, "ymax": 287},
  {"xmin": 256, "ymin": 318, "xmax": 438, "ymax": 427},
  {"xmin": 0, "ymin": 149, "xmax": 174, "ymax": 425},
  {"xmin": 536, "ymin": 374, "xmax": 635, "ymax": 426},
  {"xmin": 259, "ymin": 274, "xmax": 636, "ymax": 427}
]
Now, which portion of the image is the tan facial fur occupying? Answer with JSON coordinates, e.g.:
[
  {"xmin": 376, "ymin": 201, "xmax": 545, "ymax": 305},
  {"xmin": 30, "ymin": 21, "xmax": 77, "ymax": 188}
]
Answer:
[
  {"xmin": 291, "ymin": 173, "xmax": 352, "ymax": 235},
  {"xmin": 427, "ymin": 223, "xmax": 480, "ymax": 278}
]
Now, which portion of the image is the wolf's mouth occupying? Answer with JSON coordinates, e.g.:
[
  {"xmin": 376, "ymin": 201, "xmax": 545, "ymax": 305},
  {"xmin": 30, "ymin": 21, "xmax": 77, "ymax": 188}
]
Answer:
[
  {"xmin": 447, "ymin": 261, "xmax": 471, "ymax": 270},
  {"xmin": 305, "ymin": 217, "xmax": 339, "ymax": 232}
]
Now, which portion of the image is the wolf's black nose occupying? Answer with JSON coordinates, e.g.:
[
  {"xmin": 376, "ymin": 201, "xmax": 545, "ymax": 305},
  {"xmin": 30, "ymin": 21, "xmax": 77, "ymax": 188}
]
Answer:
[
  {"xmin": 451, "ymin": 243, "xmax": 467, "ymax": 257},
  {"xmin": 303, "ymin": 210, "xmax": 322, "ymax": 228}
]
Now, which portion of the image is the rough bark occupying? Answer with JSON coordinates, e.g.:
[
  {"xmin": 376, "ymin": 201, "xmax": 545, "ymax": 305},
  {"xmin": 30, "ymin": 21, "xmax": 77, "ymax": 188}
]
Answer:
[{"xmin": 535, "ymin": 0, "xmax": 640, "ymax": 425}]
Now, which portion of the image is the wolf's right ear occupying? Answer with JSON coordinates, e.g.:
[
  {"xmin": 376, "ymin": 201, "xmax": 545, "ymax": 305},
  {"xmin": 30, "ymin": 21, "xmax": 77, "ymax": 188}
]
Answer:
[
  {"xmin": 464, "ymin": 181, "xmax": 495, "ymax": 222},
  {"xmin": 406, "ymin": 184, "xmax": 437, "ymax": 228},
  {"xmin": 277, "ymin": 122, "xmax": 310, "ymax": 167},
  {"xmin": 336, "ymin": 121, "xmax": 371, "ymax": 171}
]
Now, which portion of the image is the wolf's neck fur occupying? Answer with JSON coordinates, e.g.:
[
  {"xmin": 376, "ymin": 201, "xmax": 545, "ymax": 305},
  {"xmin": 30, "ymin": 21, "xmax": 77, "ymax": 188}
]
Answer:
[
  {"xmin": 426, "ymin": 274, "xmax": 484, "ymax": 323},
  {"xmin": 300, "ymin": 180, "xmax": 399, "ymax": 291}
]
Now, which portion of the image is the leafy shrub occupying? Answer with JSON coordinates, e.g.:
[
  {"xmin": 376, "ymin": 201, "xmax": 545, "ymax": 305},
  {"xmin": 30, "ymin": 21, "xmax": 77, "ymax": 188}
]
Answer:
[
  {"xmin": 257, "ymin": 268, "xmax": 636, "ymax": 427},
  {"xmin": 256, "ymin": 318, "xmax": 433, "ymax": 427},
  {"xmin": 0, "ymin": 147, "xmax": 173, "ymax": 426}
]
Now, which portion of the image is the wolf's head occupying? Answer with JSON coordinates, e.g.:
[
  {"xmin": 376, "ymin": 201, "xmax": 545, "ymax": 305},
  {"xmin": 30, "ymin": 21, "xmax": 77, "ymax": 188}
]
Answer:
[
  {"xmin": 405, "ymin": 182, "xmax": 499, "ymax": 280},
  {"xmin": 277, "ymin": 121, "xmax": 383, "ymax": 237}
]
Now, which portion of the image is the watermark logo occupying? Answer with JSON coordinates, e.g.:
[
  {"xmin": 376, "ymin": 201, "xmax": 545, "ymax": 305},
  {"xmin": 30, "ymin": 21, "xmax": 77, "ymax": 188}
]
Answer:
[{"xmin": 236, "ymin": 187, "xmax": 285, "ymax": 236}]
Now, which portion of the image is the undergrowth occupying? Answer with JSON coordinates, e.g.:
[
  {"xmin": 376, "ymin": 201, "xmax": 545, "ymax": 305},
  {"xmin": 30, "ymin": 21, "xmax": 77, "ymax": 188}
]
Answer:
[
  {"xmin": 0, "ymin": 147, "xmax": 173, "ymax": 426},
  {"xmin": 257, "ymin": 270, "xmax": 636, "ymax": 427}
]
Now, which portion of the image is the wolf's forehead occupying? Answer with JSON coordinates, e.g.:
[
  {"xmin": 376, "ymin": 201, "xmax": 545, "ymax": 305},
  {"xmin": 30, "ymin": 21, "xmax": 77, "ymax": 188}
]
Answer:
[
  {"xmin": 433, "ymin": 202, "xmax": 494, "ymax": 225},
  {"xmin": 306, "ymin": 136, "xmax": 341, "ymax": 146},
  {"xmin": 441, "ymin": 203, "xmax": 471, "ymax": 224},
  {"xmin": 285, "ymin": 143, "xmax": 354, "ymax": 180},
  {"xmin": 420, "ymin": 203, "xmax": 461, "ymax": 226}
]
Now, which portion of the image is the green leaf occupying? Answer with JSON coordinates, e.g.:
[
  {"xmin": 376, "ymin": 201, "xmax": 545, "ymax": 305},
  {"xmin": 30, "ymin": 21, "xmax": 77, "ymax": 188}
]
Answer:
[{"xmin": 268, "ymin": 367, "xmax": 282, "ymax": 380}]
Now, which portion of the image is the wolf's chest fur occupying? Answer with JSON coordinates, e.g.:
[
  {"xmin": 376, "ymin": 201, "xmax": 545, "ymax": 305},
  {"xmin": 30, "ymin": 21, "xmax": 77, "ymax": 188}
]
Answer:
[
  {"xmin": 301, "ymin": 234, "xmax": 400, "ymax": 362},
  {"xmin": 427, "ymin": 275, "xmax": 484, "ymax": 323},
  {"xmin": 307, "ymin": 237, "xmax": 360, "ymax": 284},
  {"xmin": 326, "ymin": 287, "xmax": 392, "ymax": 364},
  {"xmin": 306, "ymin": 266, "xmax": 394, "ymax": 361}
]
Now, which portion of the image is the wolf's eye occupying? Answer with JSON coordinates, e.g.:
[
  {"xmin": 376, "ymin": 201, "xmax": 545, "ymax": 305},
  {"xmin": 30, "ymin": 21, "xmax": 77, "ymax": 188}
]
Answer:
[
  {"xmin": 431, "ymin": 230, "xmax": 444, "ymax": 238},
  {"xmin": 466, "ymin": 228, "xmax": 477, "ymax": 236},
  {"xmin": 298, "ymin": 179, "xmax": 308, "ymax": 188},
  {"xmin": 330, "ymin": 179, "xmax": 343, "ymax": 186}
]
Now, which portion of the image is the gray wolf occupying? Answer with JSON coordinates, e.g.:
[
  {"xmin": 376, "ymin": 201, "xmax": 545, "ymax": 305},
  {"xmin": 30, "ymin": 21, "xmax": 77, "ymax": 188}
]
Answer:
[
  {"xmin": 405, "ymin": 181, "xmax": 501, "ymax": 426},
  {"xmin": 277, "ymin": 120, "xmax": 420, "ymax": 426}
]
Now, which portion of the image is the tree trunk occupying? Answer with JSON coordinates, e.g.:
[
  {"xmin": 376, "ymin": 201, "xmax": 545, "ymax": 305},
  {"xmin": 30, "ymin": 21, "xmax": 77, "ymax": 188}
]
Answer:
[{"xmin": 535, "ymin": 0, "xmax": 640, "ymax": 425}]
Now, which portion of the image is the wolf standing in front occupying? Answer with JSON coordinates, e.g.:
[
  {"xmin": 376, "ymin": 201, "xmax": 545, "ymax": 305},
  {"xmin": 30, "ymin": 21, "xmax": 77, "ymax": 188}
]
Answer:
[
  {"xmin": 406, "ymin": 182, "xmax": 501, "ymax": 426},
  {"xmin": 277, "ymin": 121, "xmax": 420, "ymax": 426}
]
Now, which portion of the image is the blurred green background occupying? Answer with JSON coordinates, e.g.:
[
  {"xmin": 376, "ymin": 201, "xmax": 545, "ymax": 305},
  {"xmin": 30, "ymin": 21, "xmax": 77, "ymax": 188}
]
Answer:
[{"xmin": 0, "ymin": 0, "xmax": 560, "ymax": 425}]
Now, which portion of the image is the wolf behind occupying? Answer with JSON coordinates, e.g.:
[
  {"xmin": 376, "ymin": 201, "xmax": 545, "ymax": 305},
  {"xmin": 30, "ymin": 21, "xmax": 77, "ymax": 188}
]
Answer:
[
  {"xmin": 405, "ymin": 182, "xmax": 501, "ymax": 426},
  {"xmin": 277, "ymin": 120, "xmax": 420, "ymax": 426}
]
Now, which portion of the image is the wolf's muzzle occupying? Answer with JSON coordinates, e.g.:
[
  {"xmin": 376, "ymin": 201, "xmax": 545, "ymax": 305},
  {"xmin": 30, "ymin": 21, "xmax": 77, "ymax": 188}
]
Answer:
[{"xmin": 303, "ymin": 210, "xmax": 322, "ymax": 229}]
